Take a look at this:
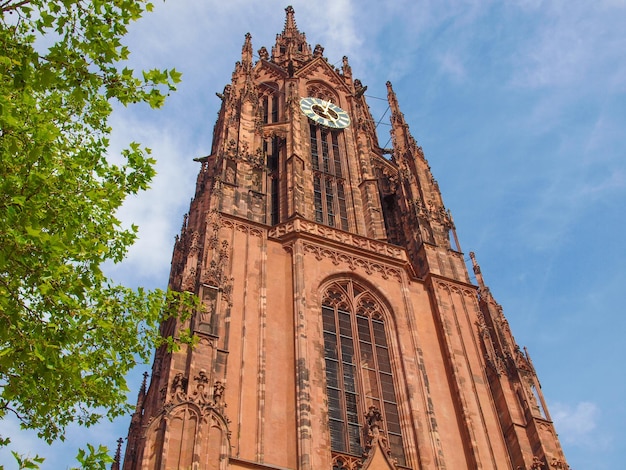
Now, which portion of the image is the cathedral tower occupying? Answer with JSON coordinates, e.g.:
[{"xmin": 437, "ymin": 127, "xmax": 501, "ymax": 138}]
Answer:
[{"xmin": 122, "ymin": 7, "xmax": 569, "ymax": 470}]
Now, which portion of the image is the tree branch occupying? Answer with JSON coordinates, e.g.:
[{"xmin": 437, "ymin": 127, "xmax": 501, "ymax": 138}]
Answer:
[
  {"xmin": 0, "ymin": 0, "xmax": 33, "ymax": 14},
  {"xmin": 0, "ymin": 401, "xmax": 27, "ymax": 425}
]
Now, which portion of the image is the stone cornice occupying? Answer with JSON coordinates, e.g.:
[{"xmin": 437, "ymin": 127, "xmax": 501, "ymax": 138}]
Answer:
[{"xmin": 268, "ymin": 217, "xmax": 408, "ymax": 264}]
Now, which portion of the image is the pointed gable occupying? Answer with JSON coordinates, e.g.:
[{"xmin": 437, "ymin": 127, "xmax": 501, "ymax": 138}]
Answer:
[
  {"xmin": 362, "ymin": 437, "xmax": 399, "ymax": 470},
  {"xmin": 296, "ymin": 56, "xmax": 353, "ymax": 97}
]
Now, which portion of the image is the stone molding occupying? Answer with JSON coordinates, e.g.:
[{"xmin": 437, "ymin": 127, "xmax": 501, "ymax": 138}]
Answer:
[
  {"xmin": 268, "ymin": 217, "xmax": 407, "ymax": 262},
  {"xmin": 303, "ymin": 242, "xmax": 403, "ymax": 282},
  {"xmin": 222, "ymin": 216, "xmax": 264, "ymax": 237}
]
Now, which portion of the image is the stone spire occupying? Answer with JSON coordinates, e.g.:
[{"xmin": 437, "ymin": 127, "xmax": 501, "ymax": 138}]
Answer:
[
  {"xmin": 241, "ymin": 32, "xmax": 253, "ymax": 69},
  {"xmin": 140, "ymin": 371, "xmax": 148, "ymax": 393},
  {"xmin": 111, "ymin": 438, "xmax": 124, "ymax": 470},
  {"xmin": 283, "ymin": 5, "xmax": 298, "ymax": 35},
  {"xmin": 386, "ymin": 81, "xmax": 415, "ymax": 156},
  {"xmin": 469, "ymin": 251, "xmax": 486, "ymax": 289},
  {"xmin": 134, "ymin": 371, "xmax": 148, "ymax": 413},
  {"xmin": 271, "ymin": 5, "xmax": 312, "ymax": 68},
  {"xmin": 386, "ymin": 81, "xmax": 459, "ymax": 272}
]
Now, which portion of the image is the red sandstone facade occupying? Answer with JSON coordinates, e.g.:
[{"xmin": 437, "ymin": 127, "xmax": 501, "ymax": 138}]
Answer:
[{"xmin": 121, "ymin": 7, "xmax": 569, "ymax": 470}]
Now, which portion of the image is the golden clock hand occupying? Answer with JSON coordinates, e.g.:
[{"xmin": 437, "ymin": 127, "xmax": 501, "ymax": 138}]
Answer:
[{"xmin": 323, "ymin": 99, "xmax": 331, "ymax": 115}]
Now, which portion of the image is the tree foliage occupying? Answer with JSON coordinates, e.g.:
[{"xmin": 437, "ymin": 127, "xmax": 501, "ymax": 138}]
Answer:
[{"xmin": 0, "ymin": 0, "xmax": 194, "ymax": 462}]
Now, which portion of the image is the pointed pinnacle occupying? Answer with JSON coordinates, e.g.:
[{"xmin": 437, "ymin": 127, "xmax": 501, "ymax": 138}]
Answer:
[
  {"xmin": 140, "ymin": 371, "xmax": 149, "ymax": 393},
  {"xmin": 112, "ymin": 438, "xmax": 124, "ymax": 469},
  {"xmin": 284, "ymin": 5, "xmax": 298, "ymax": 34},
  {"xmin": 469, "ymin": 252, "xmax": 486, "ymax": 288},
  {"xmin": 386, "ymin": 81, "xmax": 400, "ymax": 115},
  {"xmin": 242, "ymin": 32, "xmax": 253, "ymax": 66}
]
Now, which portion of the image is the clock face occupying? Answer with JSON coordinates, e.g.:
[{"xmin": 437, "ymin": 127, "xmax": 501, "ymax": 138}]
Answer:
[{"xmin": 300, "ymin": 97, "xmax": 351, "ymax": 129}]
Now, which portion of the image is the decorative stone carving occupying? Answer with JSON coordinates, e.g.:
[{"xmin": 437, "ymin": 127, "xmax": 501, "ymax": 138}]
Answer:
[
  {"xmin": 189, "ymin": 230, "xmax": 200, "ymax": 255},
  {"xmin": 181, "ymin": 266, "xmax": 197, "ymax": 292},
  {"xmin": 303, "ymin": 242, "xmax": 402, "ymax": 282},
  {"xmin": 268, "ymin": 218, "xmax": 405, "ymax": 261},
  {"xmin": 530, "ymin": 456, "xmax": 546, "ymax": 469},
  {"xmin": 331, "ymin": 453, "xmax": 363, "ymax": 470},
  {"xmin": 167, "ymin": 369, "xmax": 228, "ymax": 416},
  {"xmin": 171, "ymin": 373, "xmax": 188, "ymax": 401},
  {"xmin": 221, "ymin": 217, "xmax": 264, "ymax": 237},
  {"xmin": 192, "ymin": 369, "xmax": 212, "ymax": 404},
  {"xmin": 313, "ymin": 44, "xmax": 324, "ymax": 58},
  {"xmin": 362, "ymin": 406, "xmax": 397, "ymax": 467},
  {"xmin": 198, "ymin": 287, "xmax": 217, "ymax": 329},
  {"xmin": 477, "ymin": 316, "xmax": 506, "ymax": 376},
  {"xmin": 357, "ymin": 297, "xmax": 379, "ymax": 317},
  {"xmin": 258, "ymin": 46, "xmax": 269, "ymax": 60},
  {"xmin": 306, "ymin": 84, "xmax": 332, "ymax": 102},
  {"xmin": 365, "ymin": 406, "xmax": 383, "ymax": 430},
  {"xmin": 322, "ymin": 288, "xmax": 348, "ymax": 309},
  {"xmin": 514, "ymin": 346, "xmax": 534, "ymax": 373},
  {"xmin": 550, "ymin": 458, "xmax": 570, "ymax": 469},
  {"xmin": 244, "ymin": 147, "xmax": 265, "ymax": 169},
  {"xmin": 213, "ymin": 381, "xmax": 225, "ymax": 403}
]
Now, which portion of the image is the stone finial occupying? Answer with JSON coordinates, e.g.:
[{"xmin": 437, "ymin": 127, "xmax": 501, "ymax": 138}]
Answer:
[
  {"xmin": 111, "ymin": 437, "xmax": 124, "ymax": 470},
  {"xmin": 386, "ymin": 81, "xmax": 400, "ymax": 113},
  {"xmin": 134, "ymin": 371, "xmax": 149, "ymax": 412},
  {"xmin": 284, "ymin": 5, "xmax": 298, "ymax": 34},
  {"xmin": 258, "ymin": 46, "xmax": 269, "ymax": 60},
  {"xmin": 241, "ymin": 32, "xmax": 253, "ymax": 67},
  {"xmin": 313, "ymin": 44, "xmax": 324, "ymax": 58},
  {"xmin": 365, "ymin": 405, "xmax": 383, "ymax": 430},
  {"xmin": 342, "ymin": 55, "xmax": 352, "ymax": 76},
  {"xmin": 469, "ymin": 251, "xmax": 485, "ymax": 288}
]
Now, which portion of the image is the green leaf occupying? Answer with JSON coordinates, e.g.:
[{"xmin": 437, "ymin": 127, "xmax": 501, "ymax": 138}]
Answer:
[
  {"xmin": 169, "ymin": 68, "xmax": 183, "ymax": 83},
  {"xmin": 0, "ymin": 0, "xmax": 196, "ymax": 465}
]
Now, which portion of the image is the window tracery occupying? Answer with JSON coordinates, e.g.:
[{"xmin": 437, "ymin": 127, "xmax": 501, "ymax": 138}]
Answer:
[
  {"xmin": 263, "ymin": 135, "xmax": 281, "ymax": 225},
  {"xmin": 304, "ymin": 82, "xmax": 348, "ymax": 230},
  {"xmin": 259, "ymin": 82, "xmax": 280, "ymax": 124},
  {"xmin": 322, "ymin": 280, "xmax": 406, "ymax": 466},
  {"xmin": 309, "ymin": 123, "xmax": 348, "ymax": 230}
]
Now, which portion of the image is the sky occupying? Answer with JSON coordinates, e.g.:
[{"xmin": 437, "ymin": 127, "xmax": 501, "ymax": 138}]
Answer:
[{"xmin": 3, "ymin": 0, "xmax": 626, "ymax": 468}]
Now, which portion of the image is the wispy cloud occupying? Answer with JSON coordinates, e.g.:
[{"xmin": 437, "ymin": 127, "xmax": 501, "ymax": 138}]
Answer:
[
  {"xmin": 437, "ymin": 51, "xmax": 467, "ymax": 82},
  {"xmin": 104, "ymin": 113, "xmax": 199, "ymax": 287},
  {"xmin": 550, "ymin": 401, "xmax": 611, "ymax": 450},
  {"xmin": 319, "ymin": 0, "xmax": 363, "ymax": 57},
  {"xmin": 508, "ymin": 0, "xmax": 626, "ymax": 90}
]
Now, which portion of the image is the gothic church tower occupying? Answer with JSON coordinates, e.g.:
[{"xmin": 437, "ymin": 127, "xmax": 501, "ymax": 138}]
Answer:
[{"xmin": 122, "ymin": 7, "xmax": 569, "ymax": 470}]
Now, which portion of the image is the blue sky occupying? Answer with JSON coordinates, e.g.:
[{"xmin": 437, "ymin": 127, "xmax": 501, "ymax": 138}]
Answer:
[{"xmin": 3, "ymin": 1, "xmax": 625, "ymax": 468}]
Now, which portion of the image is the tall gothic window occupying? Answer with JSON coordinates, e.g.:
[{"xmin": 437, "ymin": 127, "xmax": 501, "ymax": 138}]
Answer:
[
  {"xmin": 262, "ymin": 93, "xmax": 279, "ymax": 124},
  {"xmin": 309, "ymin": 123, "xmax": 349, "ymax": 231},
  {"xmin": 264, "ymin": 136, "xmax": 281, "ymax": 225},
  {"xmin": 322, "ymin": 280, "xmax": 406, "ymax": 466}
]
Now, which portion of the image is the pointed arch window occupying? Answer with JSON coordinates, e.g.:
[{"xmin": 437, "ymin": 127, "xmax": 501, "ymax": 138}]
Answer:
[
  {"xmin": 263, "ymin": 136, "xmax": 281, "ymax": 225},
  {"xmin": 309, "ymin": 123, "xmax": 348, "ymax": 231},
  {"xmin": 262, "ymin": 93, "xmax": 279, "ymax": 124},
  {"xmin": 322, "ymin": 280, "xmax": 406, "ymax": 466}
]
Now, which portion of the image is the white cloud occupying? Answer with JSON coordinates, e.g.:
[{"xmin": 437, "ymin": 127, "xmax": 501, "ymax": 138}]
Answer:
[
  {"xmin": 551, "ymin": 401, "xmax": 610, "ymax": 449},
  {"xmin": 437, "ymin": 51, "xmax": 467, "ymax": 82},
  {"xmin": 509, "ymin": 0, "xmax": 626, "ymax": 89},
  {"xmin": 103, "ymin": 111, "xmax": 199, "ymax": 287},
  {"xmin": 320, "ymin": 0, "xmax": 363, "ymax": 57}
]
